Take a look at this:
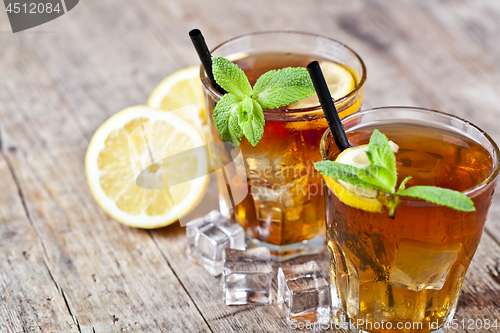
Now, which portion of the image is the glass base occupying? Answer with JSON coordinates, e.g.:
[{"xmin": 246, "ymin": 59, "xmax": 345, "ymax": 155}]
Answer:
[
  {"xmin": 331, "ymin": 308, "xmax": 452, "ymax": 333},
  {"xmin": 352, "ymin": 327, "xmax": 448, "ymax": 333},
  {"xmin": 246, "ymin": 234, "xmax": 325, "ymax": 261}
]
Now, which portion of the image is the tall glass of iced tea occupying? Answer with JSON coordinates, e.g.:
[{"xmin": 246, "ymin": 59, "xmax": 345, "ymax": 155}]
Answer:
[
  {"xmin": 201, "ymin": 31, "xmax": 366, "ymax": 261},
  {"xmin": 320, "ymin": 107, "xmax": 500, "ymax": 332}
]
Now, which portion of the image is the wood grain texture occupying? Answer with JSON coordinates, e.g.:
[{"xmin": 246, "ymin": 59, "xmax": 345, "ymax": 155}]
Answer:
[
  {"xmin": 1, "ymin": 0, "xmax": 500, "ymax": 332},
  {"xmin": 0, "ymin": 152, "xmax": 78, "ymax": 333},
  {"xmin": 0, "ymin": 4, "xmax": 210, "ymax": 332}
]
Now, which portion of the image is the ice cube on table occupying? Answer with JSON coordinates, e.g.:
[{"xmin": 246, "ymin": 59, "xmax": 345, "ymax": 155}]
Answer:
[
  {"xmin": 186, "ymin": 211, "xmax": 245, "ymax": 276},
  {"xmin": 277, "ymin": 261, "xmax": 330, "ymax": 324},
  {"xmin": 222, "ymin": 247, "xmax": 273, "ymax": 305}
]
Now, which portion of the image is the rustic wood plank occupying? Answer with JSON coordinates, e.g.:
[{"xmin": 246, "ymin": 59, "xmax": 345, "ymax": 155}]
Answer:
[
  {"xmin": 0, "ymin": 152, "xmax": 77, "ymax": 332},
  {"xmin": 1, "ymin": 0, "xmax": 500, "ymax": 331},
  {"xmin": 4, "ymin": 1, "xmax": 319, "ymax": 331},
  {"xmin": 456, "ymin": 235, "xmax": 500, "ymax": 331},
  {"xmin": 0, "ymin": 21, "xmax": 211, "ymax": 333},
  {"xmin": 122, "ymin": 0, "xmax": 500, "ymax": 331},
  {"xmin": 149, "ymin": 224, "xmax": 293, "ymax": 333}
]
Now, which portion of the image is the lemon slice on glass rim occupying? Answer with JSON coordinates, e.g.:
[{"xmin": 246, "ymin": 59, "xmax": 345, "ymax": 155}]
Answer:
[
  {"xmin": 289, "ymin": 61, "xmax": 356, "ymax": 109},
  {"xmin": 323, "ymin": 141, "xmax": 399, "ymax": 213}
]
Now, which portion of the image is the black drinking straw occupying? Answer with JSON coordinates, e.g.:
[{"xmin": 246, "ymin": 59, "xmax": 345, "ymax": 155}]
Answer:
[
  {"xmin": 307, "ymin": 61, "xmax": 351, "ymax": 152},
  {"xmin": 189, "ymin": 29, "xmax": 227, "ymax": 95}
]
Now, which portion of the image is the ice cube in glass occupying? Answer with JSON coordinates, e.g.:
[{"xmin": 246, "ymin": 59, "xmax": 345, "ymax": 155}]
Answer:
[
  {"xmin": 186, "ymin": 211, "xmax": 245, "ymax": 276},
  {"xmin": 222, "ymin": 247, "xmax": 272, "ymax": 305},
  {"xmin": 277, "ymin": 261, "xmax": 330, "ymax": 324}
]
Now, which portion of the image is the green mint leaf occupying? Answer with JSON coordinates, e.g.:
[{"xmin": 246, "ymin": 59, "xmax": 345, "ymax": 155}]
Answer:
[
  {"xmin": 398, "ymin": 176, "xmax": 412, "ymax": 191},
  {"xmin": 228, "ymin": 108, "xmax": 243, "ymax": 145},
  {"xmin": 238, "ymin": 98, "xmax": 265, "ymax": 146},
  {"xmin": 358, "ymin": 165, "xmax": 397, "ymax": 193},
  {"xmin": 396, "ymin": 186, "xmax": 475, "ymax": 211},
  {"xmin": 314, "ymin": 161, "xmax": 382, "ymax": 190},
  {"xmin": 212, "ymin": 57, "xmax": 252, "ymax": 100},
  {"xmin": 252, "ymin": 67, "xmax": 315, "ymax": 109},
  {"xmin": 212, "ymin": 93, "xmax": 241, "ymax": 144},
  {"xmin": 366, "ymin": 129, "xmax": 397, "ymax": 176}
]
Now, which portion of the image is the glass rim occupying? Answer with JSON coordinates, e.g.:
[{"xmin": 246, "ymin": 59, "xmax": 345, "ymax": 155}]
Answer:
[
  {"xmin": 320, "ymin": 106, "xmax": 500, "ymax": 198},
  {"xmin": 200, "ymin": 30, "xmax": 367, "ymax": 115}
]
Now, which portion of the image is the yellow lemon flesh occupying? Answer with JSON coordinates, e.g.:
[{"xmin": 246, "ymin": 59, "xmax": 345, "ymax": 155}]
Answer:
[
  {"xmin": 289, "ymin": 61, "xmax": 356, "ymax": 109},
  {"xmin": 323, "ymin": 142, "xmax": 399, "ymax": 213},
  {"xmin": 85, "ymin": 106, "xmax": 209, "ymax": 228},
  {"xmin": 148, "ymin": 66, "xmax": 206, "ymax": 124}
]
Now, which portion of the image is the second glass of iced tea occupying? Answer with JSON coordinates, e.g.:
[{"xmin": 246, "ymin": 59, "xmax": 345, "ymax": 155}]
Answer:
[
  {"xmin": 320, "ymin": 107, "xmax": 500, "ymax": 332},
  {"xmin": 201, "ymin": 31, "xmax": 366, "ymax": 261}
]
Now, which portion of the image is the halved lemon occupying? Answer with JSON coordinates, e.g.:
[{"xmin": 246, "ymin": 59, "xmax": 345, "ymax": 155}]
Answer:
[
  {"xmin": 289, "ymin": 61, "xmax": 356, "ymax": 109},
  {"xmin": 148, "ymin": 66, "xmax": 206, "ymax": 123},
  {"xmin": 323, "ymin": 142, "xmax": 399, "ymax": 213},
  {"xmin": 85, "ymin": 106, "xmax": 209, "ymax": 228}
]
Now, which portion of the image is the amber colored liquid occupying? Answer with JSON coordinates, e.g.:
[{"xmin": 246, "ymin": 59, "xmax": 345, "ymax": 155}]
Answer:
[
  {"xmin": 324, "ymin": 124, "xmax": 495, "ymax": 332},
  {"xmin": 206, "ymin": 52, "xmax": 362, "ymax": 250}
]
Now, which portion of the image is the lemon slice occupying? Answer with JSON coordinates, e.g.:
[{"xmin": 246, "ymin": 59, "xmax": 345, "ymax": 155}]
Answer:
[
  {"xmin": 323, "ymin": 142, "xmax": 399, "ymax": 213},
  {"xmin": 148, "ymin": 66, "xmax": 206, "ymax": 124},
  {"xmin": 85, "ymin": 106, "xmax": 209, "ymax": 228},
  {"xmin": 226, "ymin": 52, "xmax": 249, "ymax": 62},
  {"xmin": 289, "ymin": 61, "xmax": 356, "ymax": 109}
]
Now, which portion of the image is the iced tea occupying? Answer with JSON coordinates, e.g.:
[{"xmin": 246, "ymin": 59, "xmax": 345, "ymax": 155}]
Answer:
[
  {"xmin": 321, "ymin": 107, "xmax": 499, "ymax": 332},
  {"xmin": 202, "ymin": 32, "xmax": 366, "ymax": 260}
]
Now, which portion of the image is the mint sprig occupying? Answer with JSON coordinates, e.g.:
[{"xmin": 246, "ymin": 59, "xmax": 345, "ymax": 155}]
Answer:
[
  {"xmin": 315, "ymin": 130, "xmax": 398, "ymax": 193},
  {"xmin": 211, "ymin": 57, "xmax": 315, "ymax": 146},
  {"xmin": 314, "ymin": 129, "xmax": 475, "ymax": 214}
]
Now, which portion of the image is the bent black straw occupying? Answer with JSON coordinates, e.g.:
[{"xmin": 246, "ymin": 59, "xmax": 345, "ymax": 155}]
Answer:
[
  {"xmin": 189, "ymin": 29, "xmax": 226, "ymax": 95},
  {"xmin": 307, "ymin": 61, "xmax": 351, "ymax": 152}
]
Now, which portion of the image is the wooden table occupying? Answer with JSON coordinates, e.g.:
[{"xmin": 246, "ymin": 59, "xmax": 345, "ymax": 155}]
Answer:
[{"xmin": 1, "ymin": 0, "xmax": 500, "ymax": 332}]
